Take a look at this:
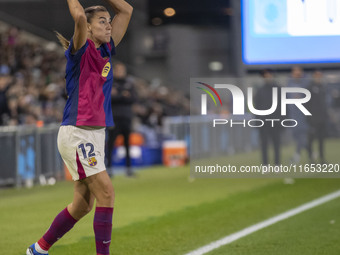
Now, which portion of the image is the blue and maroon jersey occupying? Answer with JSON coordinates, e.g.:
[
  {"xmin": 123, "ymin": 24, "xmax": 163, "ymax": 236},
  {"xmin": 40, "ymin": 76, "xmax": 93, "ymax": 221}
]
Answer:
[{"xmin": 61, "ymin": 38, "xmax": 116, "ymax": 127}]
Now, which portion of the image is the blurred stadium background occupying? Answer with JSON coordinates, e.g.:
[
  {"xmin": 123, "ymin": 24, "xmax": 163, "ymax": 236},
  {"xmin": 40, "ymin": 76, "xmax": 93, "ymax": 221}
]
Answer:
[{"xmin": 1, "ymin": 0, "xmax": 340, "ymax": 254}]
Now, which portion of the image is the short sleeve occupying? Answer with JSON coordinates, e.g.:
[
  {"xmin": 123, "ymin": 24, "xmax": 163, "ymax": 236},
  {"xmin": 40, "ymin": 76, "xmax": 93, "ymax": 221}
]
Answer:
[
  {"xmin": 65, "ymin": 38, "xmax": 89, "ymax": 61},
  {"xmin": 108, "ymin": 37, "xmax": 116, "ymax": 56}
]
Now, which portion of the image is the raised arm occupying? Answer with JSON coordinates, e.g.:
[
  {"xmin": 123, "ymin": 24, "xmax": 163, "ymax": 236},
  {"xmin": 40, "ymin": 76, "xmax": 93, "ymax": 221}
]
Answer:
[
  {"xmin": 67, "ymin": 0, "xmax": 88, "ymax": 52},
  {"xmin": 105, "ymin": 0, "xmax": 133, "ymax": 46}
]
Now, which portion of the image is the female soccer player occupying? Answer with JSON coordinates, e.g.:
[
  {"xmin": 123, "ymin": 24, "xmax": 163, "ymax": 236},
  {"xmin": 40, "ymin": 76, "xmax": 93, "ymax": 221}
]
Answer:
[{"xmin": 26, "ymin": 0, "xmax": 132, "ymax": 254}]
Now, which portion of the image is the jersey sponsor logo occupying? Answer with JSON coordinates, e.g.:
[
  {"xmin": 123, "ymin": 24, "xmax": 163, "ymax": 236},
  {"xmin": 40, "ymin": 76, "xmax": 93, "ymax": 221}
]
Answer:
[
  {"xmin": 88, "ymin": 157, "xmax": 98, "ymax": 167},
  {"xmin": 102, "ymin": 62, "xmax": 111, "ymax": 77}
]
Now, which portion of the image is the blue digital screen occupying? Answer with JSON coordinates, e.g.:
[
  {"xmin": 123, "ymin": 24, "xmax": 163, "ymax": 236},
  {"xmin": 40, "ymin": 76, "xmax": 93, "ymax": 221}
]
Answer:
[{"xmin": 242, "ymin": 0, "xmax": 340, "ymax": 65}]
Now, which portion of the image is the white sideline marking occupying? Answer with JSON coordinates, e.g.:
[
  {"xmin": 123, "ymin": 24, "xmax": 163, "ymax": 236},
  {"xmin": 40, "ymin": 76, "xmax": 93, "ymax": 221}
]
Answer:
[{"xmin": 184, "ymin": 189, "xmax": 340, "ymax": 255}]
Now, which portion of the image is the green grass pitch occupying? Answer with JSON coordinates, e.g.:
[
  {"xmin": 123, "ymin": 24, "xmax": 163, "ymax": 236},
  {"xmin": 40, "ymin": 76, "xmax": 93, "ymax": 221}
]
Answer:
[{"xmin": 1, "ymin": 140, "xmax": 340, "ymax": 255}]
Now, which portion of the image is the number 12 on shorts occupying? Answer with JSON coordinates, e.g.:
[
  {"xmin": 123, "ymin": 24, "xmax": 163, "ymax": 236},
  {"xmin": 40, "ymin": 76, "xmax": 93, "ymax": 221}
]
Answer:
[{"xmin": 78, "ymin": 143, "xmax": 95, "ymax": 159}]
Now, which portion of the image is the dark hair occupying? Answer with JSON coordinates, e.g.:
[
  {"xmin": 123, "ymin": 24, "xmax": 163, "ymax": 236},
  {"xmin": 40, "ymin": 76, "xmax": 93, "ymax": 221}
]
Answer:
[{"xmin": 56, "ymin": 5, "xmax": 109, "ymax": 50}]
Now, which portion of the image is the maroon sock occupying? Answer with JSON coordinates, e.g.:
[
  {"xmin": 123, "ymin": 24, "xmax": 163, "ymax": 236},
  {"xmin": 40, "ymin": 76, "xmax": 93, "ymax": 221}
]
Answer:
[
  {"xmin": 37, "ymin": 207, "xmax": 78, "ymax": 251},
  {"xmin": 93, "ymin": 207, "xmax": 113, "ymax": 255}
]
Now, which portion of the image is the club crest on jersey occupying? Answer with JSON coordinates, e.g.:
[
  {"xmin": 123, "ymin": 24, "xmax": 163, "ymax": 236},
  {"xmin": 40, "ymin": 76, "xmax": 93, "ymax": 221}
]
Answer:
[
  {"xmin": 102, "ymin": 62, "xmax": 111, "ymax": 77},
  {"xmin": 88, "ymin": 157, "xmax": 97, "ymax": 167}
]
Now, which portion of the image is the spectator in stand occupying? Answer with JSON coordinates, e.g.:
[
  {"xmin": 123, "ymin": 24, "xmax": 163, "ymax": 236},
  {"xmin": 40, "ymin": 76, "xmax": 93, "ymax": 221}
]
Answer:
[
  {"xmin": 6, "ymin": 26, "xmax": 19, "ymax": 47},
  {"xmin": 148, "ymin": 102, "xmax": 164, "ymax": 131},
  {"xmin": 106, "ymin": 62, "xmax": 136, "ymax": 177},
  {"xmin": 306, "ymin": 70, "xmax": 329, "ymax": 163},
  {"xmin": 0, "ymin": 26, "xmax": 69, "ymax": 126},
  {"xmin": 0, "ymin": 67, "xmax": 11, "ymax": 125}
]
